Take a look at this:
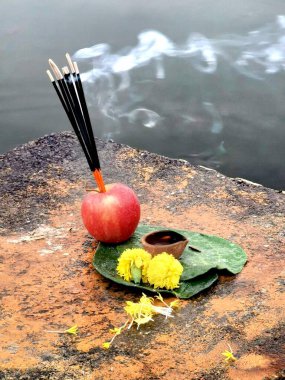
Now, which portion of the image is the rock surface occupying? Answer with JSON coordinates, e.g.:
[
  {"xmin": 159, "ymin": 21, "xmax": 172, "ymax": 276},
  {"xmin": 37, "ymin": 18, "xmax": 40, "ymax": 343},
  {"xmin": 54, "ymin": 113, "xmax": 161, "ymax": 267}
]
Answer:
[{"xmin": 0, "ymin": 132, "xmax": 284, "ymax": 380}]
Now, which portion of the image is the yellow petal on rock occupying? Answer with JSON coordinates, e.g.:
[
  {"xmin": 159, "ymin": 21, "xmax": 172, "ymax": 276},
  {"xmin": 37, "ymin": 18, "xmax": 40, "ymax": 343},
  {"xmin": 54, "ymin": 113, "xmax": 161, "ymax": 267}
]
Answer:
[
  {"xmin": 64, "ymin": 325, "xmax": 78, "ymax": 335},
  {"xmin": 102, "ymin": 342, "xmax": 111, "ymax": 349},
  {"xmin": 134, "ymin": 315, "xmax": 153, "ymax": 327},
  {"xmin": 170, "ymin": 300, "xmax": 181, "ymax": 309}
]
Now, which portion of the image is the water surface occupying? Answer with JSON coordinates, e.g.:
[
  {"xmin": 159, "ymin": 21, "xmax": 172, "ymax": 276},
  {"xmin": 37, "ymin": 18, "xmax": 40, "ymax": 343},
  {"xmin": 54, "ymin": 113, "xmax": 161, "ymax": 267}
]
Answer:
[{"xmin": 1, "ymin": 0, "xmax": 285, "ymax": 189}]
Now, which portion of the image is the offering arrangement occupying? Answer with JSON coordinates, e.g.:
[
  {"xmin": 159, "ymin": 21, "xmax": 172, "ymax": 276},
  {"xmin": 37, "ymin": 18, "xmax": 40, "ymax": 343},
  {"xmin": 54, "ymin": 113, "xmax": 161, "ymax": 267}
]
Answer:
[
  {"xmin": 46, "ymin": 55, "xmax": 247, "ymax": 300},
  {"xmin": 94, "ymin": 225, "xmax": 247, "ymax": 299}
]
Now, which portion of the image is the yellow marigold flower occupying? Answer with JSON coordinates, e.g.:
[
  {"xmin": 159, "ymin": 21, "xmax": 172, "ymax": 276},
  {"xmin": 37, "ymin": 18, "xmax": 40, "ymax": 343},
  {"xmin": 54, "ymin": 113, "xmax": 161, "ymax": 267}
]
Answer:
[
  {"xmin": 124, "ymin": 296, "xmax": 153, "ymax": 320},
  {"xmin": 124, "ymin": 293, "xmax": 173, "ymax": 330},
  {"xmin": 102, "ymin": 293, "xmax": 180, "ymax": 347},
  {"xmin": 147, "ymin": 253, "xmax": 183, "ymax": 290},
  {"xmin": 117, "ymin": 248, "xmax": 152, "ymax": 283},
  {"xmin": 124, "ymin": 295, "xmax": 153, "ymax": 320},
  {"xmin": 140, "ymin": 293, "xmax": 153, "ymax": 305},
  {"xmin": 102, "ymin": 342, "xmax": 111, "ymax": 349}
]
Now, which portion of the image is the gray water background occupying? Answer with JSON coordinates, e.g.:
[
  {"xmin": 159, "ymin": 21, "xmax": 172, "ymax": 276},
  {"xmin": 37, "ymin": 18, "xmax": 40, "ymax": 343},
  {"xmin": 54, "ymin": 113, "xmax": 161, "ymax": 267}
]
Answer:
[{"xmin": 1, "ymin": 0, "xmax": 285, "ymax": 190}]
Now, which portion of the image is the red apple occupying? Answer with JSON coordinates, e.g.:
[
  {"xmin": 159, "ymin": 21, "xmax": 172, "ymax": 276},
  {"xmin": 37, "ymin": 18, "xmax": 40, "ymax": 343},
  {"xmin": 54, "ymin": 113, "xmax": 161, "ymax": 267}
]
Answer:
[{"xmin": 81, "ymin": 183, "xmax": 140, "ymax": 243}]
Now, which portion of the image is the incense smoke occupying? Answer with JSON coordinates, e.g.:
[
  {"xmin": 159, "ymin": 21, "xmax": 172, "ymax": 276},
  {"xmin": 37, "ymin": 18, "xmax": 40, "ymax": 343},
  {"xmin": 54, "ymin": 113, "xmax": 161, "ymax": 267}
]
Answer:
[{"xmin": 73, "ymin": 16, "xmax": 285, "ymax": 168}]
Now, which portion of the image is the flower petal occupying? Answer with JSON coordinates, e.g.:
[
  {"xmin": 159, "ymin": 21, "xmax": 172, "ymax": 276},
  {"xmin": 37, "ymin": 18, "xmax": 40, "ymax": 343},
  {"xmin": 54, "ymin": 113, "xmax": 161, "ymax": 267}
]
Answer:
[
  {"xmin": 64, "ymin": 325, "xmax": 78, "ymax": 335},
  {"xmin": 102, "ymin": 342, "xmax": 111, "ymax": 349}
]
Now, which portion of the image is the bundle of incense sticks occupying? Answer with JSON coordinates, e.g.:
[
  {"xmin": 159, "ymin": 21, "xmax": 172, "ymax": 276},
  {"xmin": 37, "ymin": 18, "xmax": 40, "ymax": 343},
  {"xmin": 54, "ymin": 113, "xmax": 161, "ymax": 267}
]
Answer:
[{"xmin": 47, "ymin": 54, "xmax": 106, "ymax": 192}]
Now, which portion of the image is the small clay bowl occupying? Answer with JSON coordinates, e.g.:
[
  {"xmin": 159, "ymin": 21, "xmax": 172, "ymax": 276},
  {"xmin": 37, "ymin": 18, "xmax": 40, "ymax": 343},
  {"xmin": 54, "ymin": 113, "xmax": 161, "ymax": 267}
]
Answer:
[{"xmin": 141, "ymin": 230, "xmax": 189, "ymax": 259}]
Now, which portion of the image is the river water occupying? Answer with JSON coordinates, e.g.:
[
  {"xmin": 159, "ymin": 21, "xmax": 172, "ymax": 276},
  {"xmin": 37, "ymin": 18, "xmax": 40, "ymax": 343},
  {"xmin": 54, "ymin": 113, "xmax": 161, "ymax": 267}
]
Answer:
[{"xmin": 1, "ymin": 0, "xmax": 285, "ymax": 189}]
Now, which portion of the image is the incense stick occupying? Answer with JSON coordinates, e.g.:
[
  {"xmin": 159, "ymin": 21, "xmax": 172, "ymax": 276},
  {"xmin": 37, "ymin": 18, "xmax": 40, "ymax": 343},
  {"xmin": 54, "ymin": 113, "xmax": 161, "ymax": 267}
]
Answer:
[
  {"xmin": 47, "ymin": 56, "xmax": 106, "ymax": 192},
  {"xmin": 46, "ymin": 70, "xmax": 68, "ymax": 114},
  {"xmin": 72, "ymin": 61, "xmax": 105, "ymax": 191},
  {"xmin": 66, "ymin": 53, "xmax": 75, "ymax": 73},
  {"xmin": 47, "ymin": 61, "xmax": 94, "ymax": 171},
  {"xmin": 61, "ymin": 66, "xmax": 93, "ymax": 158}
]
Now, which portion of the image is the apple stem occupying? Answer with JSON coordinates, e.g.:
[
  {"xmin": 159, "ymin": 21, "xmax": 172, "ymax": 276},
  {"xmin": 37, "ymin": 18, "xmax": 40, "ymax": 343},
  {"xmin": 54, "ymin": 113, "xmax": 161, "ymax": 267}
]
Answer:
[{"xmin": 93, "ymin": 169, "xmax": 106, "ymax": 193}]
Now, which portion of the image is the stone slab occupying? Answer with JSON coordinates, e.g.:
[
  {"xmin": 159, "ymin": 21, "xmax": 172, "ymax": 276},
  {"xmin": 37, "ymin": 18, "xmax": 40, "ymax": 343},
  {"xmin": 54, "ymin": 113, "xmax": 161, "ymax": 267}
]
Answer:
[{"xmin": 0, "ymin": 132, "xmax": 284, "ymax": 379}]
